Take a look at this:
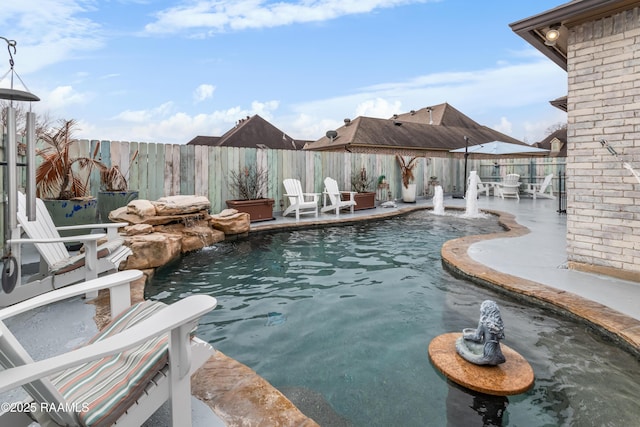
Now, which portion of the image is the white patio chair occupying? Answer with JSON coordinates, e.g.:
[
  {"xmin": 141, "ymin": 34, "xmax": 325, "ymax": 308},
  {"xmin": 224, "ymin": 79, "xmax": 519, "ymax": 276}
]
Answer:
[
  {"xmin": 6, "ymin": 192, "xmax": 132, "ymax": 306},
  {"xmin": 475, "ymin": 176, "xmax": 493, "ymax": 196},
  {"xmin": 496, "ymin": 174, "xmax": 521, "ymax": 200},
  {"xmin": 321, "ymin": 177, "xmax": 356, "ymax": 216},
  {"xmin": 283, "ymin": 179, "xmax": 319, "ymax": 220},
  {"xmin": 524, "ymin": 174, "xmax": 555, "ymax": 199},
  {"xmin": 0, "ymin": 269, "xmax": 216, "ymax": 427}
]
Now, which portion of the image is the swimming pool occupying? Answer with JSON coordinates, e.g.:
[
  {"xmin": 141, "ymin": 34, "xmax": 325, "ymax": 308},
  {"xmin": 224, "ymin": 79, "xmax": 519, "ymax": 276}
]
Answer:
[{"xmin": 147, "ymin": 211, "xmax": 640, "ymax": 426}]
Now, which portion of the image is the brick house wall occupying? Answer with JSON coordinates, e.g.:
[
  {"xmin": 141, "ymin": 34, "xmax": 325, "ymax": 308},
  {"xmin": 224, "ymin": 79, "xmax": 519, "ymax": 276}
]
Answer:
[{"xmin": 566, "ymin": 7, "xmax": 640, "ymax": 281}]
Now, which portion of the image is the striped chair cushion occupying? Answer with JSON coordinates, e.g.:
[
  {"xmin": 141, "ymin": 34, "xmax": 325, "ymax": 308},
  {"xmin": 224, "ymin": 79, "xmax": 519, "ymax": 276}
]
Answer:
[{"xmin": 51, "ymin": 300, "xmax": 168, "ymax": 427}]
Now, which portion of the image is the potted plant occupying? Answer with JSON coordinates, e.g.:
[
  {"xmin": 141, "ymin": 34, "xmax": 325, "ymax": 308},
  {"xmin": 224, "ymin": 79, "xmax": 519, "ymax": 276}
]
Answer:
[
  {"xmin": 225, "ymin": 165, "xmax": 275, "ymax": 222},
  {"xmin": 98, "ymin": 150, "xmax": 139, "ymax": 222},
  {"xmin": 35, "ymin": 119, "xmax": 105, "ymax": 244},
  {"xmin": 396, "ymin": 154, "xmax": 420, "ymax": 202},
  {"xmin": 347, "ymin": 167, "xmax": 376, "ymax": 210}
]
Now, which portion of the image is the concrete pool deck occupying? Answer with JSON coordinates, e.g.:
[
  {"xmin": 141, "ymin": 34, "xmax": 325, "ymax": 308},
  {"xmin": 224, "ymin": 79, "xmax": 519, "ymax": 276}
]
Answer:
[{"xmin": 4, "ymin": 194, "xmax": 640, "ymax": 426}]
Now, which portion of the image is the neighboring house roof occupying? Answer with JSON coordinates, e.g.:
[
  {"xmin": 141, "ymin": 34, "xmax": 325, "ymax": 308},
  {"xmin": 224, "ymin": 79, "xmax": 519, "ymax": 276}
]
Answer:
[
  {"xmin": 186, "ymin": 114, "xmax": 304, "ymax": 150},
  {"xmin": 186, "ymin": 136, "xmax": 221, "ymax": 146},
  {"xmin": 391, "ymin": 103, "xmax": 483, "ymax": 128},
  {"xmin": 304, "ymin": 102, "xmax": 529, "ymax": 156},
  {"xmin": 534, "ymin": 128, "xmax": 567, "ymax": 157}
]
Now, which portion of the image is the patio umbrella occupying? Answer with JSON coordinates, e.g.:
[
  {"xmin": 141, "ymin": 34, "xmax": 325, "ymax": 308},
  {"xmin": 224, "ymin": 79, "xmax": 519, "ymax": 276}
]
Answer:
[
  {"xmin": 450, "ymin": 140, "xmax": 549, "ymax": 196},
  {"xmin": 450, "ymin": 140, "xmax": 550, "ymax": 156}
]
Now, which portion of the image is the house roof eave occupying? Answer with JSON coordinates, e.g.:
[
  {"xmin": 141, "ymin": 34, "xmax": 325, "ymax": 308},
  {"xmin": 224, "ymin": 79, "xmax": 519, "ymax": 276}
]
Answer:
[{"xmin": 509, "ymin": 0, "xmax": 636, "ymax": 71}]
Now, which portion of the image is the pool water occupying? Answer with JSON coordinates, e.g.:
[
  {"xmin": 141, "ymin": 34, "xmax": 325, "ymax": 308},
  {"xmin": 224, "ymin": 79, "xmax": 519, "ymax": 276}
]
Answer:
[{"xmin": 147, "ymin": 211, "xmax": 640, "ymax": 426}]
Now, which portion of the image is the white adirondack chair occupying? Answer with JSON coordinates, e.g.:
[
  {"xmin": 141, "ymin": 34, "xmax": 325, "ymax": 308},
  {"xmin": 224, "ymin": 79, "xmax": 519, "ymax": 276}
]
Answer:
[
  {"xmin": 321, "ymin": 177, "xmax": 356, "ymax": 216},
  {"xmin": 283, "ymin": 179, "xmax": 319, "ymax": 220},
  {"xmin": 524, "ymin": 174, "xmax": 555, "ymax": 199},
  {"xmin": 5, "ymin": 192, "xmax": 132, "ymax": 306},
  {"xmin": 475, "ymin": 176, "xmax": 493, "ymax": 196},
  {"xmin": 496, "ymin": 174, "xmax": 521, "ymax": 200},
  {"xmin": 0, "ymin": 269, "xmax": 217, "ymax": 427}
]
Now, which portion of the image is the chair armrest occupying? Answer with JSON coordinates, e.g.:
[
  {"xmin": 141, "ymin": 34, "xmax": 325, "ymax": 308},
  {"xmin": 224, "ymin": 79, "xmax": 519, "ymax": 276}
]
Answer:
[
  {"xmin": 339, "ymin": 191, "xmax": 356, "ymax": 202},
  {"xmin": 56, "ymin": 222, "xmax": 128, "ymax": 231},
  {"xmin": 57, "ymin": 222, "xmax": 128, "ymax": 240},
  {"xmin": 8, "ymin": 233, "xmax": 107, "ymax": 245},
  {"xmin": 0, "ymin": 270, "xmax": 143, "ymax": 321},
  {"xmin": 0, "ymin": 294, "xmax": 217, "ymax": 394},
  {"xmin": 9, "ymin": 234, "xmax": 108, "ymax": 281}
]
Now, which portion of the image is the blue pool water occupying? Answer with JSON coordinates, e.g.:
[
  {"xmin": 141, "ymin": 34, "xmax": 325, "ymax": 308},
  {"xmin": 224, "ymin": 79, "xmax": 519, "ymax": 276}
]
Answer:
[{"xmin": 147, "ymin": 211, "xmax": 640, "ymax": 426}]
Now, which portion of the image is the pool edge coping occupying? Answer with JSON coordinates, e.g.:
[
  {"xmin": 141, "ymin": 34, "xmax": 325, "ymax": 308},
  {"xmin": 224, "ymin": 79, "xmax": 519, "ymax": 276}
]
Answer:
[{"xmin": 440, "ymin": 208, "xmax": 640, "ymax": 360}]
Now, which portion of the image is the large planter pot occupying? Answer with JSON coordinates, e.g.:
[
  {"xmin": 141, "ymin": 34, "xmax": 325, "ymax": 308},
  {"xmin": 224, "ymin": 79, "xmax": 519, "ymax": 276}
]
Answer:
[
  {"xmin": 42, "ymin": 198, "xmax": 99, "ymax": 249},
  {"xmin": 401, "ymin": 183, "xmax": 417, "ymax": 203},
  {"xmin": 343, "ymin": 192, "xmax": 376, "ymax": 210},
  {"xmin": 98, "ymin": 190, "xmax": 139, "ymax": 223},
  {"xmin": 226, "ymin": 198, "xmax": 275, "ymax": 222}
]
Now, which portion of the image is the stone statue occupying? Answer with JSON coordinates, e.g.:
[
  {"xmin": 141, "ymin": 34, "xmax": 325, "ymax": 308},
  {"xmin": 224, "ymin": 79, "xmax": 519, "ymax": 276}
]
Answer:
[{"xmin": 455, "ymin": 300, "xmax": 506, "ymax": 366}]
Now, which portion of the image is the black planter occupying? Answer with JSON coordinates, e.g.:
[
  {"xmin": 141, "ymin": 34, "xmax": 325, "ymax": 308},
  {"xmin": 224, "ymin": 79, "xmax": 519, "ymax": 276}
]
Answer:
[{"xmin": 98, "ymin": 190, "xmax": 139, "ymax": 222}]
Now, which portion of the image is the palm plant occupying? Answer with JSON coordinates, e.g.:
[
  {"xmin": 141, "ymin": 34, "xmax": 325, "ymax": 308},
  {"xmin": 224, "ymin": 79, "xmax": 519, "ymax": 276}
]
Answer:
[
  {"xmin": 100, "ymin": 150, "xmax": 139, "ymax": 191},
  {"xmin": 36, "ymin": 119, "xmax": 104, "ymax": 200},
  {"xmin": 396, "ymin": 155, "xmax": 420, "ymax": 188}
]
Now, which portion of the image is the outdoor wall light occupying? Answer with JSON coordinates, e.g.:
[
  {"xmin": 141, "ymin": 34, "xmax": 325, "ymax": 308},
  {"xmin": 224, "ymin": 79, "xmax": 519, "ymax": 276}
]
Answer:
[{"xmin": 544, "ymin": 26, "xmax": 561, "ymax": 46}]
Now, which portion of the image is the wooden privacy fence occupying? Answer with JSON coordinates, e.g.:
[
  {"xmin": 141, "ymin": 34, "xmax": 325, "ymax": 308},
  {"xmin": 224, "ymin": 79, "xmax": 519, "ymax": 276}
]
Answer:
[{"xmin": 8, "ymin": 140, "xmax": 566, "ymax": 214}]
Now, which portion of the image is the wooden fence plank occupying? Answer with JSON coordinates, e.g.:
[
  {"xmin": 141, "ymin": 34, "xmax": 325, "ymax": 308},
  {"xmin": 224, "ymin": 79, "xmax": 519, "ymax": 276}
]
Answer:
[
  {"xmin": 172, "ymin": 145, "xmax": 180, "ymax": 196},
  {"xmin": 128, "ymin": 141, "xmax": 139, "ymax": 191},
  {"xmin": 207, "ymin": 147, "xmax": 218, "ymax": 209},
  {"xmin": 180, "ymin": 144, "xmax": 194, "ymax": 195},
  {"xmin": 152, "ymin": 142, "xmax": 164, "ymax": 199},
  {"xmin": 136, "ymin": 142, "xmax": 148, "ymax": 198},
  {"xmin": 195, "ymin": 145, "xmax": 208, "ymax": 196}
]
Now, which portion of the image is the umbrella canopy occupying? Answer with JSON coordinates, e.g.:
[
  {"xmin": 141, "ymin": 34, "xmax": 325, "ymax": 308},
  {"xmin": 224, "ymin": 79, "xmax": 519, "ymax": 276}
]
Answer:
[{"xmin": 450, "ymin": 140, "xmax": 549, "ymax": 156}]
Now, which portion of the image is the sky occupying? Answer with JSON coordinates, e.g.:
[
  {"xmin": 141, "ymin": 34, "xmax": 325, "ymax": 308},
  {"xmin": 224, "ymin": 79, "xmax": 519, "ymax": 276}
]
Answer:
[{"xmin": 0, "ymin": 0, "xmax": 568, "ymax": 145}]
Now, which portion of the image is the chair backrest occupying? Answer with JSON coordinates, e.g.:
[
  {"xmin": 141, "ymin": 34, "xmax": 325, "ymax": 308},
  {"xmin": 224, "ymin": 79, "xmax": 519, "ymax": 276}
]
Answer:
[
  {"xmin": 475, "ymin": 175, "xmax": 488, "ymax": 190},
  {"xmin": 0, "ymin": 321, "xmax": 78, "ymax": 425},
  {"xmin": 323, "ymin": 177, "xmax": 341, "ymax": 206},
  {"xmin": 503, "ymin": 174, "xmax": 520, "ymax": 185},
  {"xmin": 283, "ymin": 179, "xmax": 303, "ymax": 205},
  {"xmin": 539, "ymin": 174, "xmax": 553, "ymax": 192},
  {"xmin": 17, "ymin": 192, "xmax": 71, "ymax": 267}
]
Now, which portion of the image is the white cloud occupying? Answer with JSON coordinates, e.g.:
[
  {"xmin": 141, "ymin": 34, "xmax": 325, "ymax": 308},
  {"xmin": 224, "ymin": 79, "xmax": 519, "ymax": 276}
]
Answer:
[
  {"xmin": 46, "ymin": 85, "xmax": 89, "ymax": 109},
  {"xmin": 493, "ymin": 117, "xmax": 512, "ymax": 136},
  {"xmin": 94, "ymin": 100, "xmax": 280, "ymax": 143},
  {"xmin": 287, "ymin": 114, "xmax": 342, "ymax": 142},
  {"xmin": 250, "ymin": 100, "xmax": 279, "ymax": 120},
  {"xmin": 0, "ymin": 1, "xmax": 103, "ymax": 74},
  {"xmin": 193, "ymin": 84, "xmax": 216, "ymax": 102},
  {"xmin": 355, "ymin": 98, "xmax": 402, "ymax": 118},
  {"xmin": 113, "ymin": 102, "xmax": 175, "ymax": 123},
  {"xmin": 144, "ymin": 0, "xmax": 430, "ymax": 35}
]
